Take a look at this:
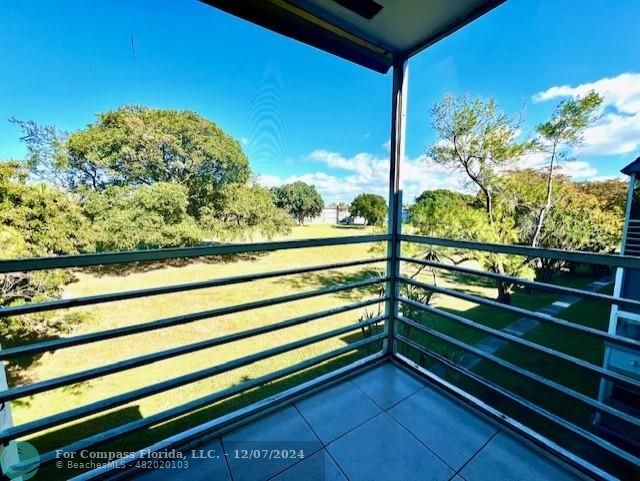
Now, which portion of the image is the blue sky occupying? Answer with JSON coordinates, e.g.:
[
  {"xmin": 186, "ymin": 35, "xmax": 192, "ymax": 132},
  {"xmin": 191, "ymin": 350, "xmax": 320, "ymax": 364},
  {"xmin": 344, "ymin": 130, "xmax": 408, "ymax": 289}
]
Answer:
[{"xmin": 1, "ymin": 0, "xmax": 639, "ymax": 203}]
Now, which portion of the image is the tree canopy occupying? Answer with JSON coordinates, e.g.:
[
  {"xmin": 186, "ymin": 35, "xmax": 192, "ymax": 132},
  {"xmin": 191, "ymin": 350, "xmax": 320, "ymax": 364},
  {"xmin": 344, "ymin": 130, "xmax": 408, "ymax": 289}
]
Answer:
[
  {"xmin": 0, "ymin": 161, "xmax": 92, "ymax": 339},
  {"xmin": 4, "ymin": 107, "xmax": 293, "ymax": 342},
  {"xmin": 199, "ymin": 183, "xmax": 293, "ymax": 240},
  {"xmin": 529, "ymin": 91, "xmax": 603, "ymax": 247},
  {"xmin": 14, "ymin": 106, "xmax": 292, "ymax": 243},
  {"xmin": 409, "ymin": 190, "xmax": 485, "ymax": 238},
  {"xmin": 429, "ymin": 95, "xmax": 530, "ymax": 226},
  {"xmin": 15, "ymin": 106, "xmax": 252, "ymax": 214},
  {"xmin": 271, "ymin": 182, "xmax": 324, "ymax": 225},
  {"xmin": 420, "ymin": 91, "xmax": 610, "ymax": 300},
  {"xmin": 501, "ymin": 170, "xmax": 621, "ymax": 279},
  {"xmin": 0, "ymin": 161, "xmax": 92, "ymax": 259},
  {"xmin": 82, "ymin": 182, "xmax": 203, "ymax": 251},
  {"xmin": 349, "ymin": 193, "xmax": 388, "ymax": 226},
  {"xmin": 576, "ymin": 179, "xmax": 628, "ymax": 218}
]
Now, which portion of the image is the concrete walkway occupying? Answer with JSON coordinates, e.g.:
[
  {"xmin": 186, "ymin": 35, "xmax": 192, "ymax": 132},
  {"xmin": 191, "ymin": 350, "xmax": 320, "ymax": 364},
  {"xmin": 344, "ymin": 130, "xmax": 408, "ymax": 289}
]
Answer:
[{"xmin": 438, "ymin": 276, "xmax": 613, "ymax": 372}]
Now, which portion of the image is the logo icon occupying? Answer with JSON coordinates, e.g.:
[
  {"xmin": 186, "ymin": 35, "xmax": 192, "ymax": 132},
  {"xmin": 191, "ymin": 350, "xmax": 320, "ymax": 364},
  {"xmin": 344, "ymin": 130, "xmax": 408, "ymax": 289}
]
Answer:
[{"xmin": 0, "ymin": 441, "xmax": 40, "ymax": 480}]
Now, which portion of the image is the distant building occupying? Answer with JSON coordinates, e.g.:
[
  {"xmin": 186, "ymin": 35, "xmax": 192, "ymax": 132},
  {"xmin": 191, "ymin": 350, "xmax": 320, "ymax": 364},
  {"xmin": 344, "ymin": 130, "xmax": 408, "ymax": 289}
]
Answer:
[
  {"xmin": 597, "ymin": 156, "xmax": 640, "ymax": 448},
  {"xmin": 304, "ymin": 204, "xmax": 410, "ymax": 225},
  {"xmin": 304, "ymin": 204, "xmax": 364, "ymax": 225}
]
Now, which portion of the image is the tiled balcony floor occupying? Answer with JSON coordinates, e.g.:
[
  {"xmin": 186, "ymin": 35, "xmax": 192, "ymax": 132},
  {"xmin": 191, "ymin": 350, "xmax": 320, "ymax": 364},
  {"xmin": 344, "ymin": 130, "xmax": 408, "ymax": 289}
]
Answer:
[{"xmin": 136, "ymin": 361, "xmax": 584, "ymax": 481}]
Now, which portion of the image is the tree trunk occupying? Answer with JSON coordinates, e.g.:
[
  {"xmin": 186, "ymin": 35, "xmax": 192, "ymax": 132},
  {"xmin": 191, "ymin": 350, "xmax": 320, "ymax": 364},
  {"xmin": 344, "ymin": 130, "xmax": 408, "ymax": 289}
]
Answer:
[
  {"xmin": 531, "ymin": 142, "xmax": 558, "ymax": 248},
  {"xmin": 496, "ymin": 280, "xmax": 513, "ymax": 305},
  {"xmin": 494, "ymin": 262, "xmax": 513, "ymax": 305}
]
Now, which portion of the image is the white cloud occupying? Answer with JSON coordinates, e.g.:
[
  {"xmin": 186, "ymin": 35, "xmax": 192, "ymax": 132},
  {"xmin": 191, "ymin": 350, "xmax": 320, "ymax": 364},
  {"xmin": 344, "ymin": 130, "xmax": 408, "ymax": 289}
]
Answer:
[
  {"xmin": 253, "ymin": 174, "xmax": 280, "ymax": 188},
  {"xmin": 533, "ymin": 72, "xmax": 640, "ymax": 156},
  {"xmin": 256, "ymin": 150, "xmax": 469, "ymax": 204},
  {"xmin": 257, "ymin": 143, "xmax": 601, "ymax": 204},
  {"xmin": 510, "ymin": 152, "xmax": 598, "ymax": 179},
  {"xmin": 586, "ymin": 174, "xmax": 627, "ymax": 183},
  {"xmin": 558, "ymin": 161, "xmax": 598, "ymax": 179}
]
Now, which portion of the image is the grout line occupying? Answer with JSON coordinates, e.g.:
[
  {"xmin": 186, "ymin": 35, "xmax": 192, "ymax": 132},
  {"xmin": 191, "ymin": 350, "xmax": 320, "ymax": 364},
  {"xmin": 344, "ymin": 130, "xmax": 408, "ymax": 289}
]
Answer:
[
  {"xmin": 386, "ymin": 408, "xmax": 455, "ymax": 472},
  {"xmin": 347, "ymin": 364, "xmax": 426, "ymax": 411},
  {"xmin": 382, "ymin": 383, "xmax": 427, "ymax": 411},
  {"xmin": 347, "ymin": 376, "xmax": 385, "ymax": 409},
  {"xmin": 293, "ymin": 381, "xmax": 384, "ymax": 448},
  {"xmin": 299, "ymin": 401, "xmax": 355, "ymax": 481},
  {"xmin": 292, "ymin": 403, "xmax": 324, "ymax": 447},
  {"xmin": 323, "ymin": 447, "xmax": 352, "ymax": 481},
  {"xmin": 262, "ymin": 402, "xmax": 350, "ymax": 481},
  {"xmin": 324, "ymin": 411, "xmax": 385, "ymax": 448},
  {"xmin": 218, "ymin": 437, "xmax": 235, "ymax": 481},
  {"xmin": 452, "ymin": 430, "xmax": 500, "ymax": 478},
  {"xmin": 257, "ymin": 404, "xmax": 324, "ymax": 480}
]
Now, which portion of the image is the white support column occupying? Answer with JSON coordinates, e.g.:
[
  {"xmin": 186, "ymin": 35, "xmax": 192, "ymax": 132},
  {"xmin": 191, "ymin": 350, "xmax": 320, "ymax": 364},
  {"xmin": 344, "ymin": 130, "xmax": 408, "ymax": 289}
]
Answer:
[{"xmin": 385, "ymin": 57, "xmax": 408, "ymax": 355}]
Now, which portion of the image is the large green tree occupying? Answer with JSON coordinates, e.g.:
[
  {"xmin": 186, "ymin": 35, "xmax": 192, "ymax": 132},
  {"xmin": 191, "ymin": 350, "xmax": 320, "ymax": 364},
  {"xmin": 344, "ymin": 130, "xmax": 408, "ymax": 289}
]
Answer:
[
  {"xmin": 82, "ymin": 183, "xmax": 203, "ymax": 251},
  {"xmin": 15, "ymin": 106, "xmax": 251, "ymax": 214},
  {"xmin": 0, "ymin": 161, "xmax": 92, "ymax": 260},
  {"xmin": 427, "ymin": 96, "xmax": 531, "ymax": 302},
  {"xmin": 271, "ymin": 182, "xmax": 324, "ymax": 225},
  {"xmin": 199, "ymin": 183, "xmax": 293, "ymax": 240},
  {"xmin": 576, "ymin": 178, "xmax": 628, "ymax": 219},
  {"xmin": 409, "ymin": 190, "xmax": 484, "ymax": 238},
  {"xmin": 429, "ymin": 95, "xmax": 530, "ymax": 227},
  {"xmin": 349, "ymin": 193, "xmax": 388, "ymax": 226},
  {"xmin": 530, "ymin": 91, "xmax": 603, "ymax": 247},
  {"xmin": 423, "ymin": 92, "xmax": 606, "ymax": 301},
  {"xmin": 14, "ymin": 106, "xmax": 293, "ymax": 242},
  {"xmin": 501, "ymin": 170, "xmax": 621, "ymax": 280},
  {"xmin": 0, "ymin": 161, "xmax": 93, "ymax": 340}
]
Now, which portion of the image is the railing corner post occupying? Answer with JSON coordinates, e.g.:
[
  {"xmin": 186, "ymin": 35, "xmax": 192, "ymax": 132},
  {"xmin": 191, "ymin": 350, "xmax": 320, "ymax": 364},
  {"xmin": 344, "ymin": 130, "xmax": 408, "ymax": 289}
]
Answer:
[{"xmin": 384, "ymin": 57, "xmax": 408, "ymax": 356}]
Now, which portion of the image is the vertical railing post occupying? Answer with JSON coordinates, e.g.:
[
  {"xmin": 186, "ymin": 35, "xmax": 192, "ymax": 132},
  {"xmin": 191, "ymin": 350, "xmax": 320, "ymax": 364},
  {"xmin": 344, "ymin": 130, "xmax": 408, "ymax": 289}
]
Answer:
[{"xmin": 385, "ymin": 57, "xmax": 408, "ymax": 355}]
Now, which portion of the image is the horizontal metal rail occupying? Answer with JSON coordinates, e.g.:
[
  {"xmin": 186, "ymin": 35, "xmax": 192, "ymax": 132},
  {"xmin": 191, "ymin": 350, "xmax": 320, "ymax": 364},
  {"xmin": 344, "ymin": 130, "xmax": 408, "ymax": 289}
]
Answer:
[
  {"xmin": 0, "ymin": 235, "xmax": 390, "ymax": 274},
  {"xmin": 28, "ymin": 335, "xmax": 385, "ymax": 469},
  {"xmin": 0, "ymin": 257, "xmax": 387, "ymax": 318},
  {"xmin": 400, "ymin": 276, "xmax": 640, "ymax": 352},
  {"xmin": 0, "ymin": 297, "xmax": 386, "ymax": 403},
  {"xmin": 0, "ymin": 315, "xmax": 386, "ymax": 444},
  {"xmin": 396, "ymin": 314, "xmax": 640, "ymax": 429},
  {"xmin": 398, "ymin": 297, "xmax": 640, "ymax": 391},
  {"xmin": 395, "ymin": 334, "xmax": 640, "ymax": 469},
  {"xmin": 400, "ymin": 234, "xmax": 640, "ymax": 270},
  {"xmin": 0, "ymin": 276, "xmax": 387, "ymax": 361},
  {"xmin": 400, "ymin": 256, "xmax": 640, "ymax": 311}
]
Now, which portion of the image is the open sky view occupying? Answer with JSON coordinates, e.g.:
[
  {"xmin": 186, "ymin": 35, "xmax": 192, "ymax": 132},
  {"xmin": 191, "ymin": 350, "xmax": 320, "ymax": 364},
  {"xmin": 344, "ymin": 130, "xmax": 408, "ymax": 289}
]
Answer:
[{"xmin": 1, "ymin": 0, "xmax": 639, "ymax": 203}]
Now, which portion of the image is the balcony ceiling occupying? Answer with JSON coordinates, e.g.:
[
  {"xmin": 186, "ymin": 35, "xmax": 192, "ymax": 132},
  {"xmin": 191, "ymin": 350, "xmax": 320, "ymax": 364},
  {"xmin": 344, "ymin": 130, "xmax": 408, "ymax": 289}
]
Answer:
[{"xmin": 200, "ymin": 0, "xmax": 506, "ymax": 73}]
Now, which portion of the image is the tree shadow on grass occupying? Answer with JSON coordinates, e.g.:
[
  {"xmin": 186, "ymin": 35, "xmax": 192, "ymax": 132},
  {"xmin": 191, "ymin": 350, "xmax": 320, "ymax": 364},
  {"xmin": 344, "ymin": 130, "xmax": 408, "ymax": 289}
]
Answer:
[
  {"xmin": 436, "ymin": 269, "xmax": 497, "ymax": 289},
  {"xmin": 28, "ymin": 405, "xmax": 143, "ymax": 466},
  {"xmin": 332, "ymin": 225, "xmax": 368, "ymax": 231},
  {"xmin": 81, "ymin": 251, "xmax": 268, "ymax": 278},
  {"xmin": 3, "ymin": 331, "xmax": 63, "ymax": 387},
  {"xmin": 282, "ymin": 267, "xmax": 386, "ymax": 301}
]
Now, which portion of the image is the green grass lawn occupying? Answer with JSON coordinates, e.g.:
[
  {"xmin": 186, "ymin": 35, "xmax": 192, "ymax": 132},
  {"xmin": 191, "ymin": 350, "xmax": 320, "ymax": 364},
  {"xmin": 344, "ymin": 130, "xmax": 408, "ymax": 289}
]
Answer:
[
  {"xmin": 469, "ymin": 285, "xmax": 613, "ymax": 427},
  {"xmin": 8, "ymin": 225, "xmax": 616, "ymax": 479},
  {"xmin": 11, "ymin": 224, "xmax": 388, "ymax": 479},
  {"xmin": 398, "ymin": 277, "xmax": 636, "ymax": 478}
]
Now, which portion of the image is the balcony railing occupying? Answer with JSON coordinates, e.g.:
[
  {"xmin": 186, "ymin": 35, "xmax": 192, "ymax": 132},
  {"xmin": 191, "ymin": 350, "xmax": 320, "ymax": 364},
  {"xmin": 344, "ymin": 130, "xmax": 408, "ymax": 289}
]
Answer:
[
  {"xmin": 397, "ymin": 234, "xmax": 640, "ymax": 480},
  {"xmin": 1, "ymin": 233, "xmax": 640, "ymax": 479},
  {"xmin": 0, "ymin": 235, "xmax": 391, "ymax": 478}
]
